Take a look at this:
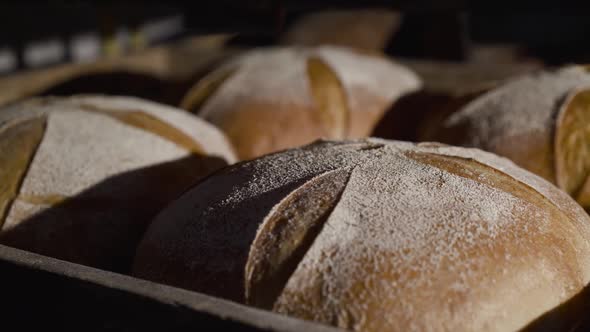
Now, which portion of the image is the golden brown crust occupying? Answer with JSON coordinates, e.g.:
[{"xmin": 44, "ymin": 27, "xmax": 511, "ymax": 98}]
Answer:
[
  {"xmin": 434, "ymin": 124, "xmax": 556, "ymax": 184},
  {"xmin": 306, "ymin": 57, "xmax": 348, "ymax": 140},
  {"xmin": 417, "ymin": 89, "xmax": 488, "ymax": 141},
  {"xmin": 275, "ymin": 150, "xmax": 590, "ymax": 331},
  {"xmin": 346, "ymin": 88, "xmax": 390, "ymax": 138},
  {"xmin": 131, "ymin": 140, "xmax": 379, "ymax": 302},
  {"xmin": 491, "ymin": 130, "xmax": 556, "ymax": 184},
  {"xmin": 245, "ymin": 169, "xmax": 351, "ymax": 309},
  {"xmin": 133, "ymin": 139, "xmax": 590, "ymax": 331},
  {"xmin": 181, "ymin": 47, "xmax": 420, "ymax": 160},
  {"xmin": 555, "ymin": 88, "xmax": 590, "ymax": 205},
  {"xmin": 79, "ymin": 104, "xmax": 205, "ymax": 154},
  {"xmin": 577, "ymin": 176, "xmax": 590, "ymax": 210},
  {"xmin": 0, "ymin": 96, "xmax": 235, "ymax": 272},
  {"xmin": 207, "ymin": 101, "xmax": 330, "ymax": 161},
  {"xmin": 376, "ymin": 59, "xmax": 539, "ymax": 142},
  {"xmin": 372, "ymin": 88, "xmax": 487, "ymax": 142},
  {"xmin": 179, "ymin": 66, "xmax": 237, "ymax": 114},
  {"xmin": 405, "ymin": 151, "xmax": 576, "ymax": 226},
  {"xmin": 0, "ymin": 154, "xmax": 226, "ymax": 272},
  {"xmin": 189, "ymin": 56, "xmax": 352, "ymax": 160},
  {"xmin": 520, "ymin": 281, "xmax": 590, "ymax": 332},
  {"xmin": 136, "ymin": 139, "xmax": 590, "ymax": 331},
  {"xmin": 431, "ymin": 66, "xmax": 590, "ymax": 205},
  {"xmin": 0, "ymin": 117, "xmax": 46, "ymax": 226},
  {"xmin": 274, "ymin": 208, "xmax": 581, "ymax": 332}
]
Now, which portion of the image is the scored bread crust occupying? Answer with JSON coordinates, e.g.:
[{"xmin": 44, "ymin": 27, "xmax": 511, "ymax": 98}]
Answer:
[
  {"xmin": 133, "ymin": 139, "xmax": 590, "ymax": 332},
  {"xmin": 555, "ymin": 88, "xmax": 590, "ymax": 203},
  {"xmin": 436, "ymin": 66, "xmax": 590, "ymax": 210},
  {"xmin": 0, "ymin": 95, "xmax": 236, "ymax": 271},
  {"xmin": 180, "ymin": 46, "xmax": 421, "ymax": 160},
  {"xmin": 0, "ymin": 95, "xmax": 236, "ymax": 162}
]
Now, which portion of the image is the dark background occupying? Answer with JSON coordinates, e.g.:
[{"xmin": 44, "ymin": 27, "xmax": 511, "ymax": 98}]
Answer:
[{"xmin": 0, "ymin": 2, "xmax": 588, "ymax": 74}]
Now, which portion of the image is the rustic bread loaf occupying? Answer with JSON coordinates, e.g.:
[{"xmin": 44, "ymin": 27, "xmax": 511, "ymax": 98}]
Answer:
[
  {"xmin": 0, "ymin": 95, "xmax": 236, "ymax": 272},
  {"xmin": 373, "ymin": 60, "xmax": 543, "ymax": 142},
  {"xmin": 0, "ymin": 35, "xmax": 235, "ymax": 107},
  {"xmin": 432, "ymin": 65, "xmax": 590, "ymax": 212},
  {"xmin": 373, "ymin": 87, "xmax": 487, "ymax": 143},
  {"xmin": 133, "ymin": 139, "xmax": 590, "ymax": 331},
  {"xmin": 180, "ymin": 46, "xmax": 421, "ymax": 160},
  {"xmin": 281, "ymin": 9, "xmax": 401, "ymax": 51}
]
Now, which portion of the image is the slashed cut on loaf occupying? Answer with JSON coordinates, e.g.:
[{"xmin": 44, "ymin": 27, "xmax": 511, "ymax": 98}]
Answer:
[
  {"xmin": 433, "ymin": 65, "xmax": 590, "ymax": 212},
  {"xmin": 0, "ymin": 95, "xmax": 236, "ymax": 272},
  {"xmin": 133, "ymin": 139, "xmax": 590, "ymax": 332},
  {"xmin": 180, "ymin": 46, "xmax": 421, "ymax": 160}
]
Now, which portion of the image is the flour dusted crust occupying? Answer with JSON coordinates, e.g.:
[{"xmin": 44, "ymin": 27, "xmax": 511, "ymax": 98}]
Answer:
[
  {"xmin": 0, "ymin": 95, "xmax": 236, "ymax": 163},
  {"xmin": 435, "ymin": 65, "xmax": 590, "ymax": 211},
  {"xmin": 133, "ymin": 139, "xmax": 590, "ymax": 331},
  {"xmin": 181, "ymin": 46, "xmax": 421, "ymax": 160},
  {"xmin": 373, "ymin": 59, "xmax": 543, "ymax": 143},
  {"xmin": 0, "ymin": 95, "xmax": 236, "ymax": 271}
]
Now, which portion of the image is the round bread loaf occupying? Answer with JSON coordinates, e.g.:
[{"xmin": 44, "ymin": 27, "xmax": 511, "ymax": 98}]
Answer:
[
  {"xmin": 0, "ymin": 35, "xmax": 234, "ymax": 108},
  {"xmin": 0, "ymin": 95, "xmax": 236, "ymax": 272},
  {"xmin": 432, "ymin": 65, "xmax": 590, "ymax": 212},
  {"xmin": 180, "ymin": 46, "xmax": 421, "ymax": 160},
  {"xmin": 281, "ymin": 9, "xmax": 401, "ymax": 51},
  {"xmin": 133, "ymin": 138, "xmax": 590, "ymax": 331},
  {"xmin": 373, "ymin": 87, "xmax": 487, "ymax": 142},
  {"xmin": 372, "ymin": 60, "xmax": 542, "ymax": 142}
]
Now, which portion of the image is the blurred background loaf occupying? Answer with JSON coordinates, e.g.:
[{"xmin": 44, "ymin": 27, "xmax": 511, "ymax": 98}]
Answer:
[
  {"xmin": 372, "ymin": 59, "xmax": 543, "ymax": 142},
  {"xmin": 280, "ymin": 9, "xmax": 401, "ymax": 51},
  {"xmin": 0, "ymin": 95, "xmax": 235, "ymax": 272},
  {"xmin": 430, "ymin": 66, "xmax": 590, "ymax": 212},
  {"xmin": 180, "ymin": 46, "xmax": 421, "ymax": 160},
  {"xmin": 0, "ymin": 34, "xmax": 236, "ymax": 108}
]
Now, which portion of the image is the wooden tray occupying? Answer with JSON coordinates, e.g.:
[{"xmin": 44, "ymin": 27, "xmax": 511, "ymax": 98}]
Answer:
[{"xmin": 0, "ymin": 244, "xmax": 342, "ymax": 331}]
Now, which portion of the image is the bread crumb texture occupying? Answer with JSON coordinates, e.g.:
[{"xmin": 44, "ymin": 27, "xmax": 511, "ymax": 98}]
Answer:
[{"xmin": 134, "ymin": 138, "xmax": 590, "ymax": 332}]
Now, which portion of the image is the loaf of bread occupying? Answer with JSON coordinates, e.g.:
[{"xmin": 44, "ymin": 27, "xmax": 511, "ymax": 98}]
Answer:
[
  {"xmin": 0, "ymin": 95, "xmax": 236, "ymax": 272},
  {"xmin": 373, "ymin": 87, "xmax": 487, "ymax": 142},
  {"xmin": 432, "ymin": 65, "xmax": 590, "ymax": 211},
  {"xmin": 373, "ymin": 60, "xmax": 542, "ymax": 142},
  {"xmin": 281, "ymin": 9, "xmax": 401, "ymax": 51},
  {"xmin": 180, "ymin": 46, "xmax": 421, "ymax": 160},
  {"xmin": 133, "ymin": 139, "xmax": 590, "ymax": 331},
  {"xmin": 0, "ymin": 35, "xmax": 235, "ymax": 107}
]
